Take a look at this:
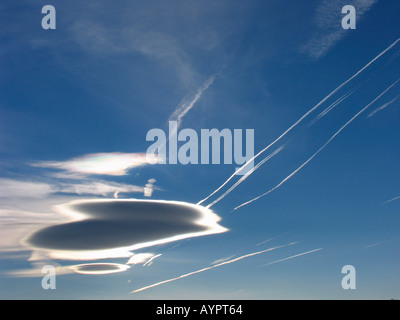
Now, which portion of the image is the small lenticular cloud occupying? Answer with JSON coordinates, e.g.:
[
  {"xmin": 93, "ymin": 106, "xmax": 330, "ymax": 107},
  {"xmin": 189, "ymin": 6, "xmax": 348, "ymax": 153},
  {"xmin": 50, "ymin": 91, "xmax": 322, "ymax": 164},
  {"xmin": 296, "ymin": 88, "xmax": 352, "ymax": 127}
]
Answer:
[
  {"xmin": 71, "ymin": 263, "xmax": 131, "ymax": 275},
  {"xmin": 33, "ymin": 152, "xmax": 156, "ymax": 176},
  {"xmin": 127, "ymin": 253, "xmax": 155, "ymax": 265}
]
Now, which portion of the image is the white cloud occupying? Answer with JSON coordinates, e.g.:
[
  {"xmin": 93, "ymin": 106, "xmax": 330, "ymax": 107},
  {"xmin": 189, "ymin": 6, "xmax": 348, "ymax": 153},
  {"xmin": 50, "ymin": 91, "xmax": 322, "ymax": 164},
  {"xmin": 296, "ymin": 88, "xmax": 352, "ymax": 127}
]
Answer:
[
  {"xmin": 22, "ymin": 199, "xmax": 227, "ymax": 262},
  {"xmin": 127, "ymin": 253, "xmax": 155, "ymax": 265},
  {"xmin": 302, "ymin": 0, "xmax": 378, "ymax": 58},
  {"xmin": 56, "ymin": 180, "xmax": 144, "ymax": 197},
  {"xmin": 68, "ymin": 11, "xmax": 198, "ymax": 87},
  {"xmin": 0, "ymin": 208, "xmax": 66, "ymax": 252},
  {"xmin": 0, "ymin": 179, "xmax": 54, "ymax": 198},
  {"xmin": 367, "ymin": 95, "xmax": 399, "ymax": 118},
  {"xmin": 32, "ymin": 152, "xmax": 154, "ymax": 176},
  {"xmin": 143, "ymin": 178, "xmax": 157, "ymax": 197},
  {"xmin": 0, "ymin": 177, "xmax": 146, "ymax": 199}
]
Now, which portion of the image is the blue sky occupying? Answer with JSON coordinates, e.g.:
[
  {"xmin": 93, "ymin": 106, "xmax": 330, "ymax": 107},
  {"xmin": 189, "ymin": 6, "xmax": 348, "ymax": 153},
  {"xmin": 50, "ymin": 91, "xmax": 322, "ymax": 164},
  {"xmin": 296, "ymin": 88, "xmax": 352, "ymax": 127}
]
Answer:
[{"xmin": 1, "ymin": 0, "xmax": 399, "ymax": 299}]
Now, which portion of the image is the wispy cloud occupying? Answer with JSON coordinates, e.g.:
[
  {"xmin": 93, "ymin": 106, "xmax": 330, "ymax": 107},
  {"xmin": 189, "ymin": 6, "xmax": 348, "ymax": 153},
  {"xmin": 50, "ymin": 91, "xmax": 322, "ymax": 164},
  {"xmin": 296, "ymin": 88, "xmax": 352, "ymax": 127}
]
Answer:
[
  {"xmin": 210, "ymin": 255, "xmax": 237, "ymax": 265},
  {"xmin": 65, "ymin": 3, "xmax": 204, "ymax": 87},
  {"xmin": 0, "ymin": 179, "xmax": 54, "ymax": 199},
  {"xmin": 57, "ymin": 180, "xmax": 145, "ymax": 197},
  {"xmin": 0, "ymin": 177, "xmax": 146, "ymax": 199},
  {"xmin": 302, "ymin": 0, "xmax": 379, "ymax": 58},
  {"xmin": 0, "ymin": 208, "xmax": 65, "ymax": 252},
  {"xmin": 32, "ymin": 152, "xmax": 153, "ymax": 176},
  {"xmin": 367, "ymin": 95, "xmax": 399, "ymax": 118}
]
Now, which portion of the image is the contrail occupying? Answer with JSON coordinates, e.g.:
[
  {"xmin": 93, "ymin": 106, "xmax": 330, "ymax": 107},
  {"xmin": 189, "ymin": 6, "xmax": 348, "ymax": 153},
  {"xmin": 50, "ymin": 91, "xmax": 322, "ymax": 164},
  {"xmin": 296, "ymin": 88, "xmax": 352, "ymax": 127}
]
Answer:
[
  {"xmin": 158, "ymin": 75, "xmax": 216, "ymax": 163},
  {"xmin": 198, "ymin": 38, "xmax": 400, "ymax": 207},
  {"xmin": 311, "ymin": 46, "xmax": 400, "ymax": 126},
  {"xmin": 382, "ymin": 195, "xmax": 400, "ymax": 205},
  {"xmin": 367, "ymin": 95, "xmax": 399, "ymax": 118},
  {"xmin": 256, "ymin": 231, "xmax": 293, "ymax": 246},
  {"xmin": 234, "ymin": 79, "xmax": 400, "ymax": 211},
  {"xmin": 169, "ymin": 75, "xmax": 215, "ymax": 129},
  {"xmin": 386, "ymin": 48, "xmax": 400, "ymax": 65},
  {"xmin": 308, "ymin": 69, "xmax": 381, "ymax": 127},
  {"xmin": 143, "ymin": 254, "xmax": 162, "ymax": 267},
  {"xmin": 130, "ymin": 242, "xmax": 295, "ymax": 294},
  {"xmin": 205, "ymin": 145, "xmax": 285, "ymax": 209},
  {"xmin": 365, "ymin": 238, "xmax": 399, "ymax": 248},
  {"xmin": 260, "ymin": 248, "xmax": 322, "ymax": 267},
  {"xmin": 308, "ymin": 88, "xmax": 357, "ymax": 126}
]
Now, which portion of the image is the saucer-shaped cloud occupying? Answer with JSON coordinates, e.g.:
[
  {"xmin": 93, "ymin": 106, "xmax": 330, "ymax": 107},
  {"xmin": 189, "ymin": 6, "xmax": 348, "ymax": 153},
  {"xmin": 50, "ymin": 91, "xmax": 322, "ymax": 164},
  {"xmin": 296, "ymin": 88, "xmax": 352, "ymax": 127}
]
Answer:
[
  {"xmin": 71, "ymin": 263, "xmax": 130, "ymax": 275},
  {"xmin": 26, "ymin": 199, "xmax": 227, "ymax": 259}
]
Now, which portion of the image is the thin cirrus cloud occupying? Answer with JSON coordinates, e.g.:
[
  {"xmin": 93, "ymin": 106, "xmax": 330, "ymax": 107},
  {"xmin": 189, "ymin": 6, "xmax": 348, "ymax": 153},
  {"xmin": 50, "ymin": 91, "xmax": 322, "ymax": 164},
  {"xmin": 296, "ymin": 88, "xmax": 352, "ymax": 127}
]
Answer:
[
  {"xmin": 0, "ymin": 179, "xmax": 54, "ymax": 199},
  {"xmin": 32, "ymin": 152, "xmax": 156, "ymax": 176},
  {"xmin": 302, "ymin": 0, "xmax": 378, "ymax": 58},
  {"xmin": 0, "ymin": 178, "xmax": 146, "ymax": 199},
  {"xmin": 68, "ymin": 7, "xmax": 198, "ymax": 87},
  {"xmin": 367, "ymin": 95, "xmax": 399, "ymax": 118},
  {"xmin": 0, "ymin": 208, "xmax": 66, "ymax": 253}
]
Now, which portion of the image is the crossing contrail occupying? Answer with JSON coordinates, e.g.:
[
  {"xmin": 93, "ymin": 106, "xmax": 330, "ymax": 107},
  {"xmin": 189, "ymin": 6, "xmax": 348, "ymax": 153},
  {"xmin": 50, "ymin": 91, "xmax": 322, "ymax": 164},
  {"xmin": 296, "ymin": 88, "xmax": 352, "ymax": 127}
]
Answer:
[
  {"xmin": 233, "ymin": 79, "xmax": 400, "ymax": 211},
  {"xmin": 198, "ymin": 38, "xmax": 400, "ymax": 207},
  {"xmin": 130, "ymin": 242, "xmax": 295, "ymax": 294},
  {"xmin": 260, "ymin": 248, "xmax": 322, "ymax": 267},
  {"xmin": 308, "ymin": 87, "xmax": 359, "ymax": 127},
  {"xmin": 205, "ymin": 145, "xmax": 285, "ymax": 209},
  {"xmin": 312, "ymin": 47, "xmax": 400, "ymax": 126},
  {"xmin": 308, "ymin": 50, "xmax": 400, "ymax": 127}
]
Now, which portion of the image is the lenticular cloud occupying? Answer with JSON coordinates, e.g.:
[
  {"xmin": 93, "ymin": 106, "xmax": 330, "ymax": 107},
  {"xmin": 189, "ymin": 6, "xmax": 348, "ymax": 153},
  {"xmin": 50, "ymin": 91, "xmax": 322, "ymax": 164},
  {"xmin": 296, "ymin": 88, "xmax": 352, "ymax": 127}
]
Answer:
[{"xmin": 26, "ymin": 199, "xmax": 227, "ymax": 259}]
